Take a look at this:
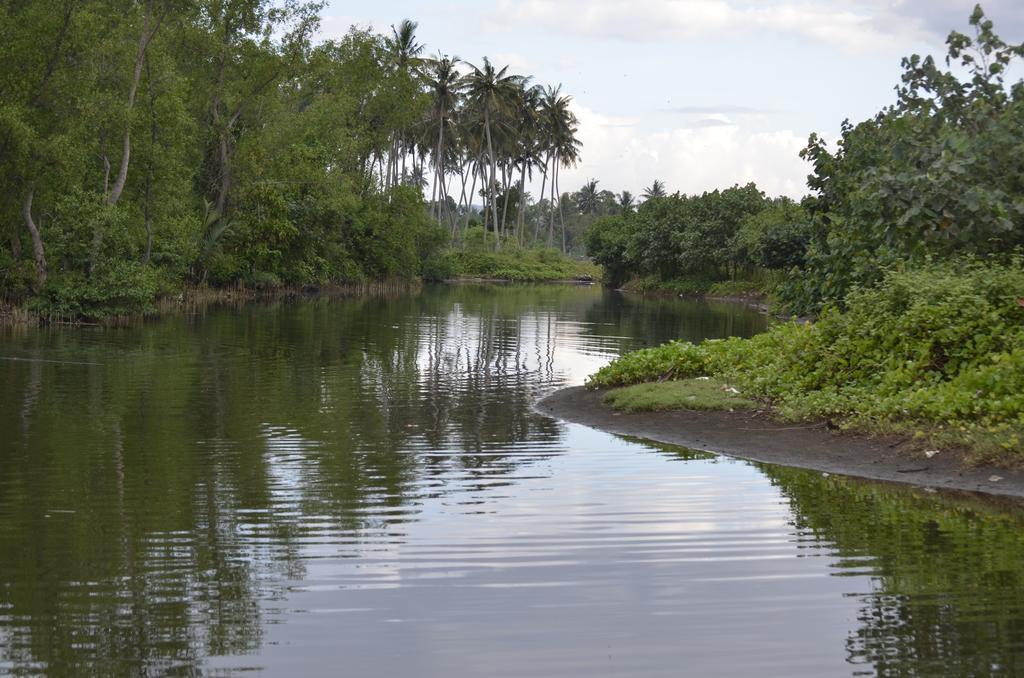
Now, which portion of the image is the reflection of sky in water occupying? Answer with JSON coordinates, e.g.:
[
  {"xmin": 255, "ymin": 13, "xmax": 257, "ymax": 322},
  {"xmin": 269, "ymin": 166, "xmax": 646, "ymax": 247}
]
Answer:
[{"xmin": 3, "ymin": 286, "xmax": 1023, "ymax": 677}]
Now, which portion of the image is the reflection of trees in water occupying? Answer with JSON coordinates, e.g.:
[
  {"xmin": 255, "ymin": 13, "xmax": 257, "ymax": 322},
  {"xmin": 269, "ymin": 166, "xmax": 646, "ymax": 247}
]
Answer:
[
  {"xmin": 759, "ymin": 464, "xmax": 1024, "ymax": 676},
  {"xmin": 582, "ymin": 289, "xmax": 767, "ymax": 351},
  {"xmin": 3, "ymin": 284, "xmax": 726, "ymax": 674}
]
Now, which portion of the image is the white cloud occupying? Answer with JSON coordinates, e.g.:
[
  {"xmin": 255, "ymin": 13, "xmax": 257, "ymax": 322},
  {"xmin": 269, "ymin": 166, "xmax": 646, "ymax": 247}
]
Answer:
[
  {"xmin": 558, "ymin": 104, "xmax": 811, "ymax": 199},
  {"xmin": 492, "ymin": 0, "xmax": 935, "ymax": 53},
  {"xmin": 490, "ymin": 52, "xmax": 534, "ymax": 73}
]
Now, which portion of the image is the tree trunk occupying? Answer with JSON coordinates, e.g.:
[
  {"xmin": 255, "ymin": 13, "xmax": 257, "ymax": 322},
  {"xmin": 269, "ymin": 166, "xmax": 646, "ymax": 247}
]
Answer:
[
  {"xmin": 484, "ymin": 111, "xmax": 500, "ymax": 251},
  {"xmin": 108, "ymin": 0, "xmax": 158, "ymax": 207},
  {"xmin": 499, "ymin": 163, "xmax": 509, "ymax": 238},
  {"xmin": 434, "ymin": 116, "xmax": 445, "ymax": 220},
  {"xmin": 538, "ymin": 153, "xmax": 549, "ymax": 246},
  {"xmin": 517, "ymin": 162, "xmax": 527, "ymax": 246},
  {"xmin": 548, "ymin": 152, "xmax": 558, "ymax": 247},
  {"xmin": 464, "ymin": 158, "xmax": 479, "ymax": 245},
  {"xmin": 22, "ymin": 189, "xmax": 47, "ymax": 290},
  {"xmin": 557, "ymin": 163, "xmax": 567, "ymax": 253}
]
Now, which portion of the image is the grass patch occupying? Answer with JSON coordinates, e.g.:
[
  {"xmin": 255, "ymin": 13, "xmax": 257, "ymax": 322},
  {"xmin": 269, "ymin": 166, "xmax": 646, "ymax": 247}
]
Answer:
[
  {"xmin": 448, "ymin": 247, "xmax": 600, "ymax": 282},
  {"xmin": 603, "ymin": 378, "xmax": 757, "ymax": 413}
]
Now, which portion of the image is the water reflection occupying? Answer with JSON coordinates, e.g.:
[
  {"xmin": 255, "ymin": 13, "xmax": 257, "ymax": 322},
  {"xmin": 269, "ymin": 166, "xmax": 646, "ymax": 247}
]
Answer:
[{"xmin": 1, "ymin": 284, "xmax": 1022, "ymax": 676}]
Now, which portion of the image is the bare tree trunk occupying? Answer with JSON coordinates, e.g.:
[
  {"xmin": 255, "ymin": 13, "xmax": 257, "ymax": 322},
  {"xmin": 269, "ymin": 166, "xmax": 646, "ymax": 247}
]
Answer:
[
  {"xmin": 478, "ymin": 156, "xmax": 489, "ymax": 247},
  {"xmin": 484, "ymin": 112, "xmax": 500, "ymax": 251},
  {"xmin": 517, "ymin": 162, "xmax": 527, "ymax": 246},
  {"xmin": 455, "ymin": 161, "xmax": 468, "ymax": 239},
  {"xmin": 108, "ymin": 0, "xmax": 157, "ymax": 207},
  {"xmin": 500, "ymin": 162, "xmax": 513, "ymax": 240},
  {"xmin": 537, "ymin": 153, "xmax": 549, "ymax": 246},
  {"xmin": 464, "ymin": 158, "xmax": 479, "ymax": 245},
  {"xmin": 557, "ymin": 163, "xmax": 567, "ymax": 253},
  {"xmin": 548, "ymin": 152, "xmax": 557, "ymax": 247},
  {"xmin": 433, "ymin": 117, "xmax": 445, "ymax": 220},
  {"xmin": 22, "ymin": 189, "xmax": 47, "ymax": 289}
]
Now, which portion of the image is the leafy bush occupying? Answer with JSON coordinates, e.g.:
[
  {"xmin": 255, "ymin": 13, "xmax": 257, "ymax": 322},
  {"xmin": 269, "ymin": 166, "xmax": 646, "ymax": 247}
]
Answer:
[
  {"xmin": 588, "ymin": 261, "xmax": 1024, "ymax": 458},
  {"xmin": 32, "ymin": 260, "xmax": 162, "ymax": 319},
  {"xmin": 782, "ymin": 8, "xmax": 1024, "ymax": 313}
]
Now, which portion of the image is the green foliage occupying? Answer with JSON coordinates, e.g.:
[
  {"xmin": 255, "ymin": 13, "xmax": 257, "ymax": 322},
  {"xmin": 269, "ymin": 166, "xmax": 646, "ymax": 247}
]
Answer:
[
  {"xmin": 584, "ymin": 215, "xmax": 632, "ymax": 286},
  {"xmin": 448, "ymin": 246, "xmax": 599, "ymax": 281},
  {"xmin": 589, "ymin": 261, "xmax": 1024, "ymax": 458},
  {"xmin": 33, "ymin": 260, "xmax": 163, "ymax": 319},
  {"xmin": 2, "ymin": 5, "xmax": 588, "ymax": 319},
  {"xmin": 734, "ymin": 198, "xmax": 810, "ymax": 270},
  {"xmin": 584, "ymin": 183, "xmax": 806, "ymax": 294},
  {"xmin": 603, "ymin": 378, "xmax": 755, "ymax": 413},
  {"xmin": 783, "ymin": 8, "xmax": 1024, "ymax": 313}
]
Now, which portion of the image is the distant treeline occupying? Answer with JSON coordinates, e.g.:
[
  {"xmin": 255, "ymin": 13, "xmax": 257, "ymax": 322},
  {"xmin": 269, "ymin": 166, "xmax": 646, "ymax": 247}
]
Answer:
[{"xmin": 586, "ymin": 6, "xmax": 1024, "ymax": 314}]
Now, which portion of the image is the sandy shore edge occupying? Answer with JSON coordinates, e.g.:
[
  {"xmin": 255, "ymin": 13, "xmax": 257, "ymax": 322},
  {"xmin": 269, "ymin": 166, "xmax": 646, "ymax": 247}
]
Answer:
[{"xmin": 538, "ymin": 386, "xmax": 1024, "ymax": 501}]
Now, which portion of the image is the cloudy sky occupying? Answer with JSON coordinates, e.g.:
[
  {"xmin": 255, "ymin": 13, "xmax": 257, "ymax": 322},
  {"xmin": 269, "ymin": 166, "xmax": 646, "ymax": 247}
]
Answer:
[{"xmin": 321, "ymin": 1, "xmax": 1024, "ymax": 199}]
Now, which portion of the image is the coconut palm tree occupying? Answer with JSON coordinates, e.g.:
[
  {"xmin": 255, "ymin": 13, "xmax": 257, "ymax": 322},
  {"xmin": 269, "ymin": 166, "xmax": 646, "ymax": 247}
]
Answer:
[
  {"xmin": 618, "ymin": 190, "xmax": 636, "ymax": 213},
  {"xmin": 461, "ymin": 58, "xmax": 528, "ymax": 250},
  {"xmin": 386, "ymin": 19, "xmax": 425, "ymax": 188},
  {"xmin": 539, "ymin": 87, "xmax": 580, "ymax": 250},
  {"xmin": 424, "ymin": 54, "xmax": 461, "ymax": 227},
  {"xmin": 642, "ymin": 179, "xmax": 666, "ymax": 200},
  {"xmin": 578, "ymin": 179, "xmax": 600, "ymax": 215}
]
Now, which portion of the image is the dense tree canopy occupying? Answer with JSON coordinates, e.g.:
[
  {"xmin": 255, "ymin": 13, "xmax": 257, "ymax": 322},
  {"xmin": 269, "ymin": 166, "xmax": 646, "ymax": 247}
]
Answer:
[{"xmin": 0, "ymin": 3, "xmax": 583, "ymax": 317}]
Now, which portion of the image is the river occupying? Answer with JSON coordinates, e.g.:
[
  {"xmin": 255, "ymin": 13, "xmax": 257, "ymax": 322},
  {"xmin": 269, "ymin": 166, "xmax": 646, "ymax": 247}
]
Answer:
[{"xmin": 1, "ymin": 284, "xmax": 1023, "ymax": 676}]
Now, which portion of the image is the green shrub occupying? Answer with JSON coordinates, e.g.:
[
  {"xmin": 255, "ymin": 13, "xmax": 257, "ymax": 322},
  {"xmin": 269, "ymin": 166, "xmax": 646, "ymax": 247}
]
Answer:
[
  {"xmin": 33, "ymin": 260, "xmax": 162, "ymax": 319},
  {"xmin": 588, "ymin": 260, "xmax": 1024, "ymax": 457}
]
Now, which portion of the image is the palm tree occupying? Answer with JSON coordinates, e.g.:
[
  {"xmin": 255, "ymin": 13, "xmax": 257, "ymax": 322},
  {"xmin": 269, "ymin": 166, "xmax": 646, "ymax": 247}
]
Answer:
[
  {"xmin": 540, "ymin": 85, "xmax": 580, "ymax": 250},
  {"xmin": 386, "ymin": 20, "xmax": 424, "ymax": 188},
  {"xmin": 618, "ymin": 190, "xmax": 636, "ymax": 213},
  {"xmin": 642, "ymin": 180, "xmax": 666, "ymax": 200},
  {"xmin": 510, "ymin": 84, "xmax": 544, "ymax": 245},
  {"xmin": 461, "ymin": 58, "xmax": 528, "ymax": 250},
  {"xmin": 578, "ymin": 179, "xmax": 600, "ymax": 215},
  {"xmin": 424, "ymin": 54, "xmax": 461, "ymax": 228},
  {"xmin": 388, "ymin": 19, "xmax": 424, "ymax": 69}
]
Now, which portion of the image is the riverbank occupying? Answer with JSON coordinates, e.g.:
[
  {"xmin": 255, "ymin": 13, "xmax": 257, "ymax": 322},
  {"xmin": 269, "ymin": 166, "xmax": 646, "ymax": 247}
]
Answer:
[
  {"xmin": 0, "ymin": 279, "xmax": 422, "ymax": 327},
  {"xmin": 539, "ymin": 386, "xmax": 1024, "ymax": 500}
]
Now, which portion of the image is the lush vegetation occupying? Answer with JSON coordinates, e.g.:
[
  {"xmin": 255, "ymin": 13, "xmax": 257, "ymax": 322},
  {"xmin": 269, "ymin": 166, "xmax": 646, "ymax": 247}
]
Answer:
[
  {"xmin": 583, "ymin": 9, "xmax": 1024, "ymax": 459},
  {"xmin": 584, "ymin": 182, "xmax": 808, "ymax": 294},
  {"xmin": 588, "ymin": 261, "xmax": 1024, "ymax": 460},
  {"xmin": 785, "ymin": 7, "xmax": 1024, "ymax": 314},
  {"xmin": 0, "ymin": 4, "xmax": 584, "ymax": 319}
]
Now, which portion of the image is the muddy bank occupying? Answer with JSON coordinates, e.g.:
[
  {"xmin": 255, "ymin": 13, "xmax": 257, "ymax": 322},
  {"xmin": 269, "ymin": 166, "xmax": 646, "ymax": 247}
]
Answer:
[{"xmin": 538, "ymin": 386, "xmax": 1024, "ymax": 501}]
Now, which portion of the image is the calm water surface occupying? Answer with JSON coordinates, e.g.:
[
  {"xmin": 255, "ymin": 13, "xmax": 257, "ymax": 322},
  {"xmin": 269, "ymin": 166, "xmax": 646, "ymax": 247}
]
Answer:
[{"xmin": 2, "ymin": 284, "xmax": 1023, "ymax": 676}]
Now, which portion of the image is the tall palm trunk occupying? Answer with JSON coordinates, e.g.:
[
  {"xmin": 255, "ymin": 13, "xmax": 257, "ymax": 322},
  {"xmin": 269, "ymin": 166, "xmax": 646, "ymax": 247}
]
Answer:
[
  {"xmin": 547, "ymin": 151, "xmax": 558, "ymax": 247},
  {"xmin": 517, "ymin": 162, "xmax": 528, "ymax": 246},
  {"xmin": 500, "ymin": 162, "xmax": 513, "ymax": 239},
  {"xmin": 433, "ymin": 119, "xmax": 445, "ymax": 220},
  {"xmin": 557, "ymin": 161, "xmax": 567, "ymax": 252},
  {"xmin": 484, "ymin": 110, "xmax": 500, "ymax": 251},
  {"xmin": 538, "ymin": 152, "xmax": 550, "ymax": 246}
]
